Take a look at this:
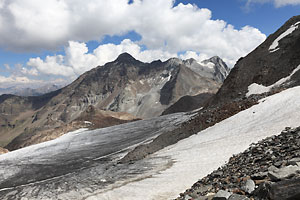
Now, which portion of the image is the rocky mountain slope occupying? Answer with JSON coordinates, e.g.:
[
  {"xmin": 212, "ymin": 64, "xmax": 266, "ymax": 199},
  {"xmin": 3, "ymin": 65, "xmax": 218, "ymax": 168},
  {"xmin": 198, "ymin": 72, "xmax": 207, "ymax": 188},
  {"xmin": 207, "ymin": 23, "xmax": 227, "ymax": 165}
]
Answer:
[
  {"xmin": 184, "ymin": 56, "xmax": 230, "ymax": 83},
  {"xmin": 0, "ymin": 53, "xmax": 227, "ymax": 150},
  {"xmin": 162, "ymin": 93, "xmax": 214, "ymax": 115},
  {"xmin": 211, "ymin": 15, "xmax": 300, "ymax": 106}
]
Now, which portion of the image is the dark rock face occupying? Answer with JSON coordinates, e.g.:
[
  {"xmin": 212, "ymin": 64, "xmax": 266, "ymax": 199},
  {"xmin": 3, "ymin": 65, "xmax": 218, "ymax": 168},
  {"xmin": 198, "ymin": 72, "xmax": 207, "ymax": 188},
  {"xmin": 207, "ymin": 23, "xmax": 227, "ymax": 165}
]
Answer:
[
  {"xmin": 176, "ymin": 127, "xmax": 300, "ymax": 200},
  {"xmin": 211, "ymin": 15, "xmax": 300, "ymax": 106},
  {"xmin": 269, "ymin": 179, "xmax": 300, "ymax": 200},
  {"xmin": 162, "ymin": 93, "xmax": 214, "ymax": 115}
]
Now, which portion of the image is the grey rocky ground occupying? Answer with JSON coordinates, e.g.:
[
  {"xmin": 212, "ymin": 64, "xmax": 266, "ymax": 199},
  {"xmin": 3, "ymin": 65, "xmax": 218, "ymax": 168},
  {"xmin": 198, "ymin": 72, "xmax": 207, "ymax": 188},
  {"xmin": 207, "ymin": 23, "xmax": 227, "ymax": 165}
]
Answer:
[{"xmin": 177, "ymin": 126, "xmax": 300, "ymax": 200}]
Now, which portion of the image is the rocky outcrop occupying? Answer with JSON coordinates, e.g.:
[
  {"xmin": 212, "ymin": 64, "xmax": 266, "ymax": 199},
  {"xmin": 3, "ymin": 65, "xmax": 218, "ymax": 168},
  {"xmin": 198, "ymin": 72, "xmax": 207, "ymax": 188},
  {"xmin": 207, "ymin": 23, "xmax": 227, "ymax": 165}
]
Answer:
[
  {"xmin": 177, "ymin": 126, "xmax": 300, "ymax": 200},
  {"xmin": 162, "ymin": 93, "xmax": 214, "ymax": 115}
]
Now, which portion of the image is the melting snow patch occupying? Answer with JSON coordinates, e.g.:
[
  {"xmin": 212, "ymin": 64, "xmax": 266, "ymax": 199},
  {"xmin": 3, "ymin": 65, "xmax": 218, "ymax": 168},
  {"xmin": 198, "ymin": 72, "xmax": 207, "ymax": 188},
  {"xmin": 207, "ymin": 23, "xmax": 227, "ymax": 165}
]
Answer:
[
  {"xmin": 269, "ymin": 21, "xmax": 300, "ymax": 52},
  {"xmin": 246, "ymin": 83, "xmax": 270, "ymax": 97},
  {"xmin": 246, "ymin": 64, "xmax": 300, "ymax": 97}
]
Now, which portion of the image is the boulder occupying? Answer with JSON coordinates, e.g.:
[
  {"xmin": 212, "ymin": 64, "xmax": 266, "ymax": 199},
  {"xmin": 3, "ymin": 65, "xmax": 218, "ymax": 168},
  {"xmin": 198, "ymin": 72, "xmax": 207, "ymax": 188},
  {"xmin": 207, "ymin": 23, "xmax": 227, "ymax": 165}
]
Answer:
[
  {"xmin": 212, "ymin": 190, "xmax": 232, "ymax": 200},
  {"xmin": 251, "ymin": 172, "xmax": 268, "ymax": 180},
  {"xmin": 228, "ymin": 194, "xmax": 250, "ymax": 200},
  {"xmin": 241, "ymin": 179, "xmax": 255, "ymax": 194},
  {"xmin": 287, "ymin": 157, "xmax": 300, "ymax": 166},
  {"xmin": 268, "ymin": 165, "xmax": 300, "ymax": 181},
  {"xmin": 268, "ymin": 178, "xmax": 300, "ymax": 200},
  {"xmin": 184, "ymin": 195, "xmax": 193, "ymax": 200},
  {"xmin": 252, "ymin": 182, "xmax": 271, "ymax": 199}
]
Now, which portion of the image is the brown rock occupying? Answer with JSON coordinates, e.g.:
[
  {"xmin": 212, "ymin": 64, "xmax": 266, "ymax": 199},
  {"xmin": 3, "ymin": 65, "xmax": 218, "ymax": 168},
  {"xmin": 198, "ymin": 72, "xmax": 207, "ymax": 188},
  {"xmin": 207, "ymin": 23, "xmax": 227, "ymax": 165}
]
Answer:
[{"xmin": 0, "ymin": 147, "xmax": 9, "ymax": 155}]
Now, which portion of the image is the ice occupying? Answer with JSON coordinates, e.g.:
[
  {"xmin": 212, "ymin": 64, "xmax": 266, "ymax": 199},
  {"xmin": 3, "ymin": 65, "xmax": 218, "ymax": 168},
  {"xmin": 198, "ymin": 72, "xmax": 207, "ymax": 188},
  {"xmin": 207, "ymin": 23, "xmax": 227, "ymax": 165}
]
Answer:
[
  {"xmin": 246, "ymin": 64, "xmax": 300, "ymax": 97},
  {"xmin": 269, "ymin": 21, "xmax": 300, "ymax": 52},
  {"xmin": 0, "ymin": 128, "xmax": 88, "ymax": 161},
  {"xmin": 91, "ymin": 86, "xmax": 300, "ymax": 200},
  {"xmin": 0, "ymin": 112, "xmax": 194, "ymax": 196}
]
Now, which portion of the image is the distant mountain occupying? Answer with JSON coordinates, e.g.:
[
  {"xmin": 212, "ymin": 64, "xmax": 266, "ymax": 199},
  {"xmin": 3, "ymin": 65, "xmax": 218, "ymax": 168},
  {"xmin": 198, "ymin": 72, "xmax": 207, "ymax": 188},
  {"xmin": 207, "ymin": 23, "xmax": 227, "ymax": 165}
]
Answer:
[
  {"xmin": 161, "ymin": 56, "xmax": 230, "ymax": 115},
  {"xmin": 0, "ymin": 53, "xmax": 228, "ymax": 150},
  {"xmin": 0, "ymin": 84, "xmax": 64, "ymax": 96},
  {"xmin": 211, "ymin": 15, "xmax": 300, "ymax": 106},
  {"xmin": 183, "ymin": 56, "xmax": 230, "ymax": 83}
]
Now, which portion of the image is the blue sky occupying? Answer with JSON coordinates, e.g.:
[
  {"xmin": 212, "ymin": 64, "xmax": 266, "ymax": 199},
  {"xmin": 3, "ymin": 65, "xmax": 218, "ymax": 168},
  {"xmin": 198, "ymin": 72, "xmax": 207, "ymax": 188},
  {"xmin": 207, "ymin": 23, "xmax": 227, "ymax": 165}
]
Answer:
[{"xmin": 0, "ymin": 0, "xmax": 300, "ymax": 88}]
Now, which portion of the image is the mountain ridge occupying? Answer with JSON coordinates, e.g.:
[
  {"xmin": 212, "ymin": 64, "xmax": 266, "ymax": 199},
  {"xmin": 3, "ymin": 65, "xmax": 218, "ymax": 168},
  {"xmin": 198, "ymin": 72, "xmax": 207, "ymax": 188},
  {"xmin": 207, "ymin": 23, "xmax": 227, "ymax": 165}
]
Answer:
[
  {"xmin": 0, "ymin": 53, "xmax": 228, "ymax": 150},
  {"xmin": 210, "ymin": 15, "xmax": 300, "ymax": 106}
]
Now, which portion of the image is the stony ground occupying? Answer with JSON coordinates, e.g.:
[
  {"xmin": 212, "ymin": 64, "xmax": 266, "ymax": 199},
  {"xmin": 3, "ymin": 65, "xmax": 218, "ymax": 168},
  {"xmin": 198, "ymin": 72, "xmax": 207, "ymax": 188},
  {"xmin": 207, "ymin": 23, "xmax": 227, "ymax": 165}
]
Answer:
[{"xmin": 177, "ymin": 126, "xmax": 300, "ymax": 200}]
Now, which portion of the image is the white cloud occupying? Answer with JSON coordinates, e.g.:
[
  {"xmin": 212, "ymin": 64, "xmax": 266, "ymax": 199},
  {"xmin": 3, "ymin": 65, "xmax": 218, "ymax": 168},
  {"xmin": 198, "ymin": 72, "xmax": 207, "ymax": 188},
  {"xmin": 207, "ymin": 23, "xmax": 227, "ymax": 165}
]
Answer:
[
  {"xmin": 0, "ymin": 75, "xmax": 42, "ymax": 88},
  {"xmin": 4, "ymin": 64, "xmax": 10, "ymax": 70},
  {"xmin": 1, "ymin": 0, "xmax": 267, "ymax": 78},
  {"xmin": 21, "ymin": 67, "xmax": 38, "ymax": 76},
  {"xmin": 0, "ymin": 0, "xmax": 265, "ymax": 52},
  {"xmin": 27, "ymin": 39, "xmax": 177, "ymax": 78},
  {"xmin": 246, "ymin": 0, "xmax": 300, "ymax": 7},
  {"xmin": 27, "ymin": 56, "xmax": 75, "ymax": 77},
  {"xmin": 0, "ymin": 74, "xmax": 68, "ymax": 90}
]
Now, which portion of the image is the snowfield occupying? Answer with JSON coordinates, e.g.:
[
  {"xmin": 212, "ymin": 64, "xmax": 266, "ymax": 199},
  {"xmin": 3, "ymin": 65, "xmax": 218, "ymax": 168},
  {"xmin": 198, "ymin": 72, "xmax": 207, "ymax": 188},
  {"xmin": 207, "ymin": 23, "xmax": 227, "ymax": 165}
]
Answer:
[{"xmin": 91, "ymin": 86, "xmax": 300, "ymax": 200}]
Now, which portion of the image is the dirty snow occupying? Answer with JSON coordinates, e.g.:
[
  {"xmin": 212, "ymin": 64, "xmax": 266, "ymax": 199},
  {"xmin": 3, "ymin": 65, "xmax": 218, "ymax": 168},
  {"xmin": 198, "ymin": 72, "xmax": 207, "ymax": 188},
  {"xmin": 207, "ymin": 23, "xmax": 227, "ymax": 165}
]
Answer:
[
  {"xmin": 91, "ymin": 86, "xmax": 300, "ymax": 200},
  {"xmin": 0, "ymin": 129, "xmax": 89, "ymax": 161},
  {"xmin": 246, "ymin": 64, "xmax": 300, "ymax": 97},
  {"xmin": 269, "ymin": 21, "xmax": 300, "ymax": 52}
]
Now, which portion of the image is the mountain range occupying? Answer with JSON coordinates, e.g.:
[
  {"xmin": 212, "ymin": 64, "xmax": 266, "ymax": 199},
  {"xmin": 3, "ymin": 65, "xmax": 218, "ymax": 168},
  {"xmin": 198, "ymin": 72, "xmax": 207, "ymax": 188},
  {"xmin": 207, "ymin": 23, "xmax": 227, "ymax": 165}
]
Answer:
[
  {"xmin": 0, "ymin": 54, "xmax": 229, "ymax": 150},
  {"xmin": 0, "ymin": 83, "xmax": 65, "ymax": 96}
]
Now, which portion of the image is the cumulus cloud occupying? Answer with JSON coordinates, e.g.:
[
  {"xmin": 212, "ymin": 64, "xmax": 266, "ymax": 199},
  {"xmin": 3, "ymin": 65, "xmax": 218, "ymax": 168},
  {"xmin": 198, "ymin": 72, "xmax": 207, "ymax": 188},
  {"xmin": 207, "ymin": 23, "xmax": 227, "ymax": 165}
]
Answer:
[
  {"xmin": 0, "ymin": 75, "xmax": 42, "ymax": 88},
  {"xmin": 0, "ymin": 0, "xmax": 265, "ymax": 51},
  {"xmin": 246, "ymin": 0, "xmax": 300, "ymax": 7},
  {"xmin": 0, "ymin": 74, "xmax": 68, "ymax": 90},
  {"xmin": 1, "ymin": 0, "xmax": 267, "ymax": 79},
  {"xmin": 27, "ymin": 39, "xmax": 177, "ymax": 78}
]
